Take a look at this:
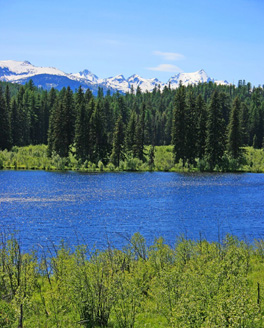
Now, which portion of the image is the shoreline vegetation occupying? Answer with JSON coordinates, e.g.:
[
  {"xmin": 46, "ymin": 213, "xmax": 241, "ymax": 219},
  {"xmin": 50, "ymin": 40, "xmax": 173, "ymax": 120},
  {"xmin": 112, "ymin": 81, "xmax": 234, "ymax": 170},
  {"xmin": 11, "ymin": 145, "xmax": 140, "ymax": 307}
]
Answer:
[
  {"xmin": 0, "ymin": 144, "xmax": 264, "ymax": 173},
  {"xmin": 1, "ymin": 80, "xmax": 264, "ymax": 174},
  {"xmin": 1, "ymin": 232, "xmax": 264, "ymax": 327}
]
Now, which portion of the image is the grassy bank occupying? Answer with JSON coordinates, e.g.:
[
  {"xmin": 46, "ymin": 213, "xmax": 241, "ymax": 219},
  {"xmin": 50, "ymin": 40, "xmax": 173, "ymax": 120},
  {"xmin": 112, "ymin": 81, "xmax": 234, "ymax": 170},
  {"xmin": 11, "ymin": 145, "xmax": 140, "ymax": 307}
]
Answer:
[
  {"xmin": 1, "ymin": 233, "xmax": 264, "ymax": 327},
  {"xmin": 1, "ymin": 144, "xmax": 264, "ymax": 173}
]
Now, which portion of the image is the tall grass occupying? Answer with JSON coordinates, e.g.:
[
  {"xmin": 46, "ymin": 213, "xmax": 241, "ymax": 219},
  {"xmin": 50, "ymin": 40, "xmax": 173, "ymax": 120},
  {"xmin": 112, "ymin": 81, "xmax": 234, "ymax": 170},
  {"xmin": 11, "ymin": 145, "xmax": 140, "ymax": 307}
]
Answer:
[{"xmin": 0, "ymin": 232, "xmax": 263, "ymax": 327}]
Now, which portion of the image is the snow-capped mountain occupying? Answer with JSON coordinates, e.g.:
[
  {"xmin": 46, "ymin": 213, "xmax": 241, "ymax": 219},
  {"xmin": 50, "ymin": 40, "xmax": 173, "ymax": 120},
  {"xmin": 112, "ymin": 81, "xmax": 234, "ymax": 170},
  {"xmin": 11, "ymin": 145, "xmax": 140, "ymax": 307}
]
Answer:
[
  {"xmin": 71, "ymin": 69, "xmax": 99, "ymax": 84},
  {"xmin": 0, "ymin": 60, "xmax": 229, "ymax": 94},
  {"xmin": 127, "ymin": 74, "xmax": 164, "ymax": 92},
  {"xmin": 0, "ymin": 60, "xmax": 68, "ymax": 80},
  {"xmin": 168, "ymin": 69, "xmax": 211, "ymax": 87},
  {"xmin": 100, "ymin": 74, "xmax": 129, "ymax": 92}
]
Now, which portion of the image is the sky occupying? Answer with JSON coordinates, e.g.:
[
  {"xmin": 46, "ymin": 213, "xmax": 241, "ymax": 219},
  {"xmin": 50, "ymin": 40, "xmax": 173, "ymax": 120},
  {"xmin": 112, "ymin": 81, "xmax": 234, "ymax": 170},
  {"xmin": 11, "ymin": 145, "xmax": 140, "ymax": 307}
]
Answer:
[{"xmin": 1, "ymin": 0, "xmax": 264, "ymax": 86}]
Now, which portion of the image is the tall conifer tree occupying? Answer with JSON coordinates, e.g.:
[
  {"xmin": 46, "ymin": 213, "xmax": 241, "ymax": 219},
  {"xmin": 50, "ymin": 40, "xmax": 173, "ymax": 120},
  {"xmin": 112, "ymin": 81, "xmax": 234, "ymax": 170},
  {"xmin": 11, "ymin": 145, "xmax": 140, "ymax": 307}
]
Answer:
[
  {"xmin": 0, "ymin": 86, "xmax": 11, "ymax": 150},
  {"xmin": 172, "ymin": 83, "xmax": 186, "ymax": 164},
  {"xmin": 185, "ymin": 89, "xmax": 197, "ymax": 165},
  {"xmin": 75, "ymin": 86, "xmax": 89, "ymax": 161},
  {"xmin": 134, "ymin": 103, "xmax": 145, "ymax": 160},
  {"xmin": 125, "ymin": 111, "xmax": 137, "ymax": 154},
  {"xmin": 196, "ymin": 94, "xmax": 207, "ymax": 159},
  {"xmin": 110, "ymin": 116, "xmax": 125, "ymax": 166},
  {"xmin": 227, "ymin": 97, "xmax": 242, "ymax": 159},
  {"xmin": 205, "ymin": 91, "xmax": 226, "ymax": 170}
]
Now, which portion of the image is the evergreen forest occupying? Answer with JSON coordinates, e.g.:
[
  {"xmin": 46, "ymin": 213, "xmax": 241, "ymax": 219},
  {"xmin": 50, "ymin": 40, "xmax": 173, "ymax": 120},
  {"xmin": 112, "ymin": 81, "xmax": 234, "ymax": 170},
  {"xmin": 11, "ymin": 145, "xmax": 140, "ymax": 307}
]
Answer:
[{"xmin": 1, "ymin": 79, "xmax": 264, "ymax": 172}]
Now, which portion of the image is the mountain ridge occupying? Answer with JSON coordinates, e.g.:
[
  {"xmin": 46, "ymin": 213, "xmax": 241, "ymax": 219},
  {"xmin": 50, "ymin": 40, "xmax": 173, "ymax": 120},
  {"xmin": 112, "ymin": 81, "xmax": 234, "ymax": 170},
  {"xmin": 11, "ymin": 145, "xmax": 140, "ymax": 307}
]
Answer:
[{"xmin": 0, "ymin": 60, "xmax": 229, "ymax": 94}]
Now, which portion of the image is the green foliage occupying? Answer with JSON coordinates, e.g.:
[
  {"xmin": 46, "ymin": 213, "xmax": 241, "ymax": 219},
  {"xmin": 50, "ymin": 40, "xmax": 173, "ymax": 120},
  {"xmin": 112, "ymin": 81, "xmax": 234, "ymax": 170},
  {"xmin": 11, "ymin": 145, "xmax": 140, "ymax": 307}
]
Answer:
[
  {"xmin": 1, "ymin": 144, "xmax": 264, "ymax": 173},
  {"xmin": 172, "ymin": 83, "xmax": 186, "ymax": 164},
  {"xmin": 0, "ymin": 86, "xmax": 12, "ymax": 150},
  {"xmin": 242, "ymin": 147, "xmax": 264, "ymax": 172},
  {"xmin": 0, "ymin": 301, "xmax": 16, "ymax": 327},
  {"xmin": 110, "ymin": 116, "xmax": 125, "ymax": 167},
  {"xmin": 0, "ymin": 233, "xmax": 264, "ymax": 327},
  {"xmin": 205, "ymin": 90, "xmax": 226, "ymax": 171},
  {"xmin": 2, "ymin": 78, "xmax": 264, "ymax": 172},
  {"xmin": 227, "ymin": 97, "xmax": 242, "ymax": 159},
  {"xmin": 0, "ymin": 153, "xmax": 3, "ymax": 169},
  {"xmin": 154, "ymin": 146, "xmax": 174, "ymax": 171}
]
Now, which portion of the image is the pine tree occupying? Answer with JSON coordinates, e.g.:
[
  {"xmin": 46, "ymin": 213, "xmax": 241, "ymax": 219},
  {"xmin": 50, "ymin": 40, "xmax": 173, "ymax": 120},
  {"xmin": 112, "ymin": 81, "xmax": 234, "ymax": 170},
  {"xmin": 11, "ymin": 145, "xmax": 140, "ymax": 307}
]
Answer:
[
  {"xmin": 144, "ymin": 109, "xmax": 152, "ymax": 145},
  {"xmin": 89, "ymin": 101, "xmax": 107, "ymax": 163},
  {"xmin": 164, "ymin": 104, "xmax": 173, "ymax": 145},
  {"xmin": 185, "ymin": 89, "xmax": 197, "ymax": 165},
  {"xmin": 21, "ymin": 88, "xmax": 31, "ymax": 145},
  {"xmin": 35, "ymin": 94, "xmax": 44, "ymax": 144},
  {"xmin": 0, "ymin": 86, "xmax": 11, "ymax": 150},
  {"xmin": 249, "ymin": 88, "xmax": 263, "ymax": 148},
  {"xmin": 63, "ymin": 86, "xmax": 75, "ymax": 151},
  {"xmin": 103, "ymin": 96, "xmax": 114, "ymax": 145},
  {"xmin": 48, "ymin": 87, "xmax": 57, "ymax": 109},
  {"xmin": 52, "ymin": 100, "xmax": 68, "ymax": 157},
  {"xmin": 48, "ymin": 86, "xmax": 75, "ymax": 157},
  {"xmin": 5, "ymin": 85, "xmax": 11, "ymax": 114},
  {"xmin": 125, "ymin": 111, "xmax": 137, "ymax": 154},
  {"xmin": 15, "ymin": 87, "xmax": 27, "ymax": 146},
  {"xmin": 227, "ymin": 97, "xmax": 242, "ymax": 159},
  {"xmin": 10, "ymin": 99, "xmax": 19, "ymax": 146},
  {"xmin": 219, "ymin": 92, "xmax": 231, "ymax": 126},
  {"xmin": 85, "ymin": 89, "xmax": 93, "ymax": 104},
  {"xmin": 134, "ymin": 103, "xmax": 145, "ymax": 160},
  {"xmin": 253, "ymin": 134, "xmax": 258, "ymax": 149},
  {"xmin": 172, "ymin": 83, "xmax": 186, "ymax": 164},
  {"xmin": 196, "ymin": 94, "xmax": 207, "ymax": 159},
  {"xmin": 29, "ymin": 92, "xmax": 38, "ymax": 144},
  {"xmin": 205, "ymin": 91, "xmax": 226, "ymax": 170},
  {"xmin": 110, "ymin": 116, "xmax": 125, "ymax": 166},
  {"xmin": 41, "ymin": 91, "xmax": 49, "ymax": 144},
  {"xmin": 75, "ymin": 86, "xmax": 89, "ymax": 161},
  {"xmin": 117, "ymin": 96, "xmax": 128, "ymax": 125},
  {"xmin": 240, "ymin": 102, "xmax": 249, "ymax": 146}
]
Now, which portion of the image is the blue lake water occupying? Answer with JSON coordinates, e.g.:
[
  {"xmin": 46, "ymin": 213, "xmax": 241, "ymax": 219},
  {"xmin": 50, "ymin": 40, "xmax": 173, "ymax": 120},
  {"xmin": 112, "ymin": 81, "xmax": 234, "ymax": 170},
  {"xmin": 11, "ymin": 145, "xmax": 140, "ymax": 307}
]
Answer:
[{"xmin": 0, "ymin": 170, "xmax": 264, "ymax": 250}]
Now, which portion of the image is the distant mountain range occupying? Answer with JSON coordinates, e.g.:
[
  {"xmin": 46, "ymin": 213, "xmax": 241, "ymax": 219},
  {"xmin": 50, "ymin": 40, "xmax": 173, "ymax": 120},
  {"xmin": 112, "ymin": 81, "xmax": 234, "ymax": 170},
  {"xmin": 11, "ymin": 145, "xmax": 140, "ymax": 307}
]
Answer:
[{"xmin": 0, "ymin": 60, "xmax": 229, "ymax": 94}]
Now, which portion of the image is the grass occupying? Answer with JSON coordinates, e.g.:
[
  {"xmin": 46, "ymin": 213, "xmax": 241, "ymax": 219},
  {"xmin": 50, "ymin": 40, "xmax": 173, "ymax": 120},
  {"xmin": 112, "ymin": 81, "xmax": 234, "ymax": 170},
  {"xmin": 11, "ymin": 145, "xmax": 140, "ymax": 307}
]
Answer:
[{"xmin": 0, "ymin": 144, "xmax": 264, "ymax": 173}]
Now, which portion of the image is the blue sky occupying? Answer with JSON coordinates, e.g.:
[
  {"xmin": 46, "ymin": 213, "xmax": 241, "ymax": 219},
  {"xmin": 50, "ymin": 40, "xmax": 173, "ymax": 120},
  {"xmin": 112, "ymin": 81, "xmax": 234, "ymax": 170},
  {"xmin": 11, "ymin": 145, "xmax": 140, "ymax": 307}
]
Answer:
[{"xmin": 1, "ymin": 0, "xmax": 264, "ymax": 85}]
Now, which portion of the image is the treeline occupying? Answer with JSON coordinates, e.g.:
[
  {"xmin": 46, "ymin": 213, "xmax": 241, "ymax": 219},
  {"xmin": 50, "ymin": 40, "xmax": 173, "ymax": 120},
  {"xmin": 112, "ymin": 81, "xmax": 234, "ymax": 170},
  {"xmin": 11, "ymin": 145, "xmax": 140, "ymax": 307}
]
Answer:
[
  {"xmin": 0, "ymin": 79, "xmax": 264, "ymax": 170},
  {"xmin": 1, "ymin": 232, "xmax": 264, "ymax": 327}
]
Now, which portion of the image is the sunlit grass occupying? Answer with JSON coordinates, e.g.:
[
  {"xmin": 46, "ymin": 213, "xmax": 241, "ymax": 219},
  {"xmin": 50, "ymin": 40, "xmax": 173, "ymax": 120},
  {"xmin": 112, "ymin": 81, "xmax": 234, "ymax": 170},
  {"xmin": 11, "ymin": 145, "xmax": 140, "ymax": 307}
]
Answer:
[{"xmin": 0, "ymin": 144, "xmax": 264, "ymax": 172}]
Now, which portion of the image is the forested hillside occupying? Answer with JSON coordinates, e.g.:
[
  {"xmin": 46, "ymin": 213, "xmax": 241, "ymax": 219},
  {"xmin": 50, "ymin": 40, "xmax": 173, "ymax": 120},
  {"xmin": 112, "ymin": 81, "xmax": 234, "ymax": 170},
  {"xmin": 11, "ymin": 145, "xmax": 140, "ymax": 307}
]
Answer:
[{"xmin": 0, "ymin": 80, "xmax": 264, "ymax": 171}]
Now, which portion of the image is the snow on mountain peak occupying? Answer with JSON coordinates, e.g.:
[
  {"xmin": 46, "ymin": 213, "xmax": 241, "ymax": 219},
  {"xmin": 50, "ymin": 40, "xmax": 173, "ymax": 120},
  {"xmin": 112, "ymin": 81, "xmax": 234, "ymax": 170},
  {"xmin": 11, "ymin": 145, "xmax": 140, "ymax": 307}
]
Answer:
[
  {"xmin": 72, "ymin": 69, "xmax": 99, "ymax": 83},
  {"xmin": 113, "ymin": 74, "xmax": 126, "ymax": 81},
  {"xmin": 22, "ymin": 60, "xmax": 32, "ymax": 65},
  {"xmin": 0, "ymin": 60, "xmax": 229, "ymax": 93},
  {"xmin": 168, "ymin": 69, "xmax": 212, "ymax": 88},
  {"xmin": 0, "ymin": 60, "xmax": 68, "ymax": 82}
]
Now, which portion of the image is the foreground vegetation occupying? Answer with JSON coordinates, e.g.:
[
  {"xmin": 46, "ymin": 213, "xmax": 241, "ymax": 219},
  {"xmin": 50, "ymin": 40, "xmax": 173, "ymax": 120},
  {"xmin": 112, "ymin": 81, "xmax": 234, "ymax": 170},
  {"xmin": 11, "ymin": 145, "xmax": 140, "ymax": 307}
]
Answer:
[
  {"xmin": 1, "ymin": 144, "xmax": 264, "ymax": 172},
  {"xmin": 1, "ymin": 232, "xmax": 264, "ymax": 327}
]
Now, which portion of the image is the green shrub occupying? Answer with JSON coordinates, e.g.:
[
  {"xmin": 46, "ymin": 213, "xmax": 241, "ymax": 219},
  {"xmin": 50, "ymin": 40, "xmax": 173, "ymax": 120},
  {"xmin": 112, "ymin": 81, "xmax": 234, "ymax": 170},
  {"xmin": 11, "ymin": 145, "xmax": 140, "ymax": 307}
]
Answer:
[{"xmin": 98, "ymin": 160, "xmax": 104, "ymax": 171}]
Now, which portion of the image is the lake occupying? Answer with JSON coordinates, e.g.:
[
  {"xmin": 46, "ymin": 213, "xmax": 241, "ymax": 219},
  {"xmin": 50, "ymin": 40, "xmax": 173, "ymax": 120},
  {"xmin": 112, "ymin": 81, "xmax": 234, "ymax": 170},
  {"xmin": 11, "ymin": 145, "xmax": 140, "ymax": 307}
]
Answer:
[{"xmin": 0, "ymin": 170, "xmax": 264, "ymax": 250}]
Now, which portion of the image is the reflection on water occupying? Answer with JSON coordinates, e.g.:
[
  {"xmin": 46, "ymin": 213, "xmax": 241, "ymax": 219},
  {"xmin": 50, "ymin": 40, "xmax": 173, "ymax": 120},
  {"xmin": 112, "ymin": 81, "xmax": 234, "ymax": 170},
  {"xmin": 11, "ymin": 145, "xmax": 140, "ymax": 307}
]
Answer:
[{"xmin": 0, "ymin": 170, "xmax": 264, "ymax": 250}]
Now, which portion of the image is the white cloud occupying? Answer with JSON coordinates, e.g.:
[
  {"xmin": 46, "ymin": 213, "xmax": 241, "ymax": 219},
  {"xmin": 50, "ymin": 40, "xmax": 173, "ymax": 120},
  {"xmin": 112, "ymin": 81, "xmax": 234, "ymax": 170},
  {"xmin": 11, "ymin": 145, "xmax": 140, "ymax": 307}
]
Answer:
[
  {"xmin": 147, "ymin": 64, "xmax": 183, "ymax": 73},
  {"xmin": 154, "ymin": 51, "xmax": 185, "ymax": 61}
]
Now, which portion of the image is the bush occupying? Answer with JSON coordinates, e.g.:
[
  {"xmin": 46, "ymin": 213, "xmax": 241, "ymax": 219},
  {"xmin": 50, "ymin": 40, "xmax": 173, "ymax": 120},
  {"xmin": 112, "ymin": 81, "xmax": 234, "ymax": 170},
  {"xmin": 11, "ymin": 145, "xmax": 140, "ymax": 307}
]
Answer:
[
  {"xmin": 107, "ymin": 162, "xmax": 115, "ymax": 171},
  {"xmin": 154, "ymin": 146, "xmax": 174, "ymax": 171},
  {"xmin": 98, "ymin": 160, "xmax": 104, "ymax": 171},
  {"xmin": 0, "ymin": 155, "xmax": 3, "ymax": 169}
]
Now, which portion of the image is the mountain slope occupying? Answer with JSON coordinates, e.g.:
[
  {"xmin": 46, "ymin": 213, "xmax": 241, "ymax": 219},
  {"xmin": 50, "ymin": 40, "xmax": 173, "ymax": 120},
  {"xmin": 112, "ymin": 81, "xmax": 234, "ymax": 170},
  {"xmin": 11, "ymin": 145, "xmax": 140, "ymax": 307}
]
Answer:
[{"xmin": 0, "ymin": 60, "xmax": 229, "ymax": 94}]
